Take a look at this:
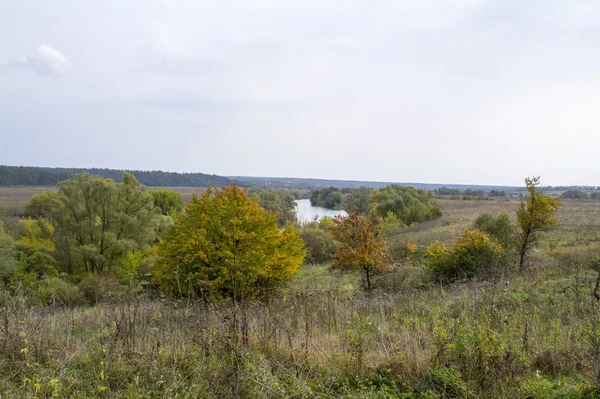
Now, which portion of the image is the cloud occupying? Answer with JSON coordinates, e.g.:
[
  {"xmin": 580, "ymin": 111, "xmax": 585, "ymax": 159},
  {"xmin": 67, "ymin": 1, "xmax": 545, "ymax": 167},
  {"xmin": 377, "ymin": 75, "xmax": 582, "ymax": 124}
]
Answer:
[{"xmin": 2, "ymin": 45, "xmax": 70, "ymax": 77}]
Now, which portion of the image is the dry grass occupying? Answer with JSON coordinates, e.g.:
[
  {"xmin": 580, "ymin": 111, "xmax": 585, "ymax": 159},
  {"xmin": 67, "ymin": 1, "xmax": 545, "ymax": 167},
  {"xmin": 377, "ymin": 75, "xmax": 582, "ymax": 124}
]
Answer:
[{"xmin": 2, "ymin": 194, "xmax": 600, "ymax": 397}]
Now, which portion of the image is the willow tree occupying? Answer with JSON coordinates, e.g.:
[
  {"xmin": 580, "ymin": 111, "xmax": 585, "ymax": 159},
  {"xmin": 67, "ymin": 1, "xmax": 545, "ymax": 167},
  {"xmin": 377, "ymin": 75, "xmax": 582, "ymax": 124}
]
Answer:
[
  {"xmin": 156, "ymin": 184, "xmax": 305, "ymax": 301},
  {"xmin": 330, "ymin": 206, "xmax": 391, "ymax": 292},
  {"xmin": 27, "ymin": 173, "xmax": 161, "ymax": 274},
  {"xmin": 517, "ymin": 176, "xmax": 561, "ymax": 272}
]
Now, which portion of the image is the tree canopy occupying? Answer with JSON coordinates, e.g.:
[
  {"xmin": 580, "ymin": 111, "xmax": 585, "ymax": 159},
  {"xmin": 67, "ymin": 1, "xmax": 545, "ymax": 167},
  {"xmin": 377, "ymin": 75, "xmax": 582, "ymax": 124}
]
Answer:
[
  {"xmin": 330, "ymin": 206, "xmax": 391, "ymax": 292},
  {"xmin": 517, "ymin": 176, "xmax": 561, "ymax": 271},
  {"xmin": 24, "ymin": 173, "xmax": 161, "ymax": 274},
  {"xmin": 156, "ymin": 184, "xmax": 305, "ymax": 301}
]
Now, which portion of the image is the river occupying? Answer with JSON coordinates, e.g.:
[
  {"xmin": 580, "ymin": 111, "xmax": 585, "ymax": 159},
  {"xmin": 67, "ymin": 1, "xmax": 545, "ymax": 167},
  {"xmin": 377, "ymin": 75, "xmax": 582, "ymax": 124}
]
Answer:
[{"xmin": 294, "ymin": 199, "xmax": 347, "ymax": 224}]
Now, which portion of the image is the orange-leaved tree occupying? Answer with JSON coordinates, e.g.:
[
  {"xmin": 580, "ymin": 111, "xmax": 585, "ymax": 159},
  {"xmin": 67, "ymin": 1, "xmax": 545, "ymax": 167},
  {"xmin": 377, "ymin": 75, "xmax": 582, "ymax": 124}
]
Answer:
[
  {"xmin": 330, "ymin": 206, "xmax": 391, "ymax": 293},
  {"xmin": 155, "ymin": 184, "xmax": 305, "ymax": 302}
]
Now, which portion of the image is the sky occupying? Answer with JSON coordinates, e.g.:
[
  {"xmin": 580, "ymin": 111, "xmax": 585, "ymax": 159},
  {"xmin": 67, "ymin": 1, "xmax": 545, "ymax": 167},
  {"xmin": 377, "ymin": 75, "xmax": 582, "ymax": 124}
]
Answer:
[{"xmin": 2, "ymin": 0, "xmax": 600, "ymax": 186}]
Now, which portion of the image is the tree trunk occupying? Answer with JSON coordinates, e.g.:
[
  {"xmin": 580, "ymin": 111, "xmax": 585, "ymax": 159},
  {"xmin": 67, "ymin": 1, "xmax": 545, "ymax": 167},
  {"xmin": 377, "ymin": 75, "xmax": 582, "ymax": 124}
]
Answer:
[
  {"xmin": 519, "ymin": 230, "xmax": 530, "ymax": 273},
  {"xmin": 363, "ymin": 266, "xmax": 372, "ymax": 293}
]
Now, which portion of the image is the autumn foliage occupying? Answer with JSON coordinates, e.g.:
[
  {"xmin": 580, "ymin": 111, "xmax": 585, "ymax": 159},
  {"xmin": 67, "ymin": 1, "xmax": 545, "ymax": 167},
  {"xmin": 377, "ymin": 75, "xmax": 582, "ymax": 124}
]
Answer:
[
  {"xmin": 155, "ymin": 184, "xmax": 305, "ymax": 301},
  {"xmin": 330, "ymin": 206, "xmax": 391, "ymax": 292},
  {"xmin": 426, "ymin": 229, "xmax": 505, "ymax": 282}
]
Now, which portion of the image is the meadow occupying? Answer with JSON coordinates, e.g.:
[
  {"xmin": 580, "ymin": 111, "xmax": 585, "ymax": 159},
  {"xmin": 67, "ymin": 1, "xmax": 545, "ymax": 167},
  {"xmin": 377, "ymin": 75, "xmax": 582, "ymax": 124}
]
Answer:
[{"xmin": 1, "ymin": 187, "xmax": 600, "ymax": 398}]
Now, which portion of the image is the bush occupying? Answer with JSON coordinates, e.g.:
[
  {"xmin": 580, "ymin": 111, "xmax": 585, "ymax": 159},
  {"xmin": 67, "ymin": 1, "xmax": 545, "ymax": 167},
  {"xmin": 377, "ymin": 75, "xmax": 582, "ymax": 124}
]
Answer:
[
  {"xmin": 419, "ymin": 367, "xmax": 475, "ymax": 398},
  {"xmin": 561, "ymin": 190, "xmax": 588, "ymax": 199},
  {"xmin": 33, "ymin": 277, "xmax": 83, "ymax": 307},
  {"xmin": 425, "ymin": 230, "xmax": 505, "ymax": 282},
  {"xmin": 472, "ymin": 212, "xmax": 514, "ymax": 250},
  {"xmin": 389, "ymin": 239, "xmax": 417, "ymax": 264},
  {"xmin": 520, "ymin": 374, "xmax": 598, "ymax": 399},
  {"xmin": 78, "ymin": 274, "xmax": 137, "ymax": 304},
  {"xmin": 299, "ymin": 227, "xmax": 338, "ymax": 264}
]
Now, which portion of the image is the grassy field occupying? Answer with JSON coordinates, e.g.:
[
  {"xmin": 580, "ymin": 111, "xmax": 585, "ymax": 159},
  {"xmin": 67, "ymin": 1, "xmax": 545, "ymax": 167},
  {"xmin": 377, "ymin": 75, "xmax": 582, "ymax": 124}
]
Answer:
[{"xmin": 2, "ymin": 190, "xmax": 600, "ymax": 397}]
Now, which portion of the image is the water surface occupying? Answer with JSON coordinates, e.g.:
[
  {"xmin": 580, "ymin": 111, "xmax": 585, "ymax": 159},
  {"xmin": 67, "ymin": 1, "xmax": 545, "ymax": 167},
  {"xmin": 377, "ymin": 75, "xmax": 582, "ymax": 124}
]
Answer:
[{"xmin": 295, "ymin": 199, "xmax": 347, "ymax": 224}]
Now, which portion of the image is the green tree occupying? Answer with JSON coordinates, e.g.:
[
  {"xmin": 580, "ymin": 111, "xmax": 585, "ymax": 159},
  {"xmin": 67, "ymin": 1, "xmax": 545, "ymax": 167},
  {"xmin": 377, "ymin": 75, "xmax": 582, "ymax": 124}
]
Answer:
[
  {"xmin": 561, "ymin": 189, "xmax": 588, "ymax": 199},
  {"xmin": 29, "ymin": 173, "xmax": 161, "ymax": 274},
  {"xmin": 249, "ymin": 188, "xmax": 297, "ymax": 227},
  {"xmin": 149, "ymin": 189, "xmax": 184, "ymax": 216},
  {"xmin": 299, "ymin": 226, "xmax": 337, "ymax": 264},
  {"xmin": 517, "ymin": 176, "xmax": 561, "ymax": 272},
  {"xmin": 23, "ymin": 191, "xmax": 58, "ymax": 219},
  {"xmin": 156, "ymin": 184, "xmax": 305, "ymax": 301},
  {"xmin": 330, "ymin": 206, "xmax": 391, "ymax": 293}
]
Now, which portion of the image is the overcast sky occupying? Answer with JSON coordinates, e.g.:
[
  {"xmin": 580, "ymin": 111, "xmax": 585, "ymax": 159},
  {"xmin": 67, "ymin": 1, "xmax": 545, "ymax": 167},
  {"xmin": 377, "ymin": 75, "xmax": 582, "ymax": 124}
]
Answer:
[{"xmin": 2, "ymin": 0, "xmax": 600, "ymax": 186}]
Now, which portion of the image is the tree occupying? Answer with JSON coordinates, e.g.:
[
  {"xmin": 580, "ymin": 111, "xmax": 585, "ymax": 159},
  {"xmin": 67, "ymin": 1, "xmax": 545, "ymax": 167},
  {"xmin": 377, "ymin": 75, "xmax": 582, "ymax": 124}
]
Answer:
[
  {"xmin": 23, "ymin": 191, "xmax": 58, "ymax": 219},
  {"xmin": 561, "ymin": 189, "xmax": 588, "ymax": 199},
  {"xmin": 516, "ymin": 176, "xmax": 561, "ymax": 272},
  {"xmin": 156, "ymin": 184, "xmax": 305, "ymax": 301},
  {"xmin": 149, "ymin": 189, "xmax": 184, "ymax": 216},
  {"xmin": 28, "ymin": 173, "xmax": 161, "ymax": 274},
  {"xmin": 330, "ymin": 206, "xmax": 391, "ymax": 293},
  {"xmin": 249, "ymin": 188, "xmax": 297, "ymax": 227}
]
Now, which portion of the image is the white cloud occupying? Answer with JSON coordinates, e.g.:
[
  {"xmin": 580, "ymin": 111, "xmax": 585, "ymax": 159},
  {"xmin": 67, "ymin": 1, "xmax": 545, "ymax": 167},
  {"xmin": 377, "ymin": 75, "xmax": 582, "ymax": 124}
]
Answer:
[
  {"xmin": 27, "ymin": 45, "xmax": 70, "ymax": 77},
  {"xmin": 2, "ymin": 45, "xmax": 70, "ymax": 77}
]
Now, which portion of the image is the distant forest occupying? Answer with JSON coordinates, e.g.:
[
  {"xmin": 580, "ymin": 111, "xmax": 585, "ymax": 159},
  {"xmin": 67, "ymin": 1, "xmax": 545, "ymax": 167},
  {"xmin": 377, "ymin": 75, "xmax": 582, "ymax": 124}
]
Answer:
[{"xmin": 0, "ymin": 165, "xmax": 235, "ymax": 187}]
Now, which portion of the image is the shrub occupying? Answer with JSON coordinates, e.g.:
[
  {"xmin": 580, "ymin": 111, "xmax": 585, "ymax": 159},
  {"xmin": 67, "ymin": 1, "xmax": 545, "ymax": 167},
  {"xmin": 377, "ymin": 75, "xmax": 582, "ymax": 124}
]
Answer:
[
  {"xmin": 520, "ymin": 374, "xmax": 598, "ymax": 399},
  {"xmin": 33, "ymin": 277, "xmax": 83, "ymax": 307},
  {"xmin": 561, "ymin": 189, "xmax": 588, "ymax": 199},
  {"xmin": 78, "ymin": 274, "xmax": 136, "ymax": 304},
  {"xmin": 389, "ymin": 239, "xmax": 417, "ymax": 265},
  {"xmin": 472, "ymin": 212, "xmax": 514, "ymax": 250},
  {"xmin": 426, "ymin": 230, "xmax": 505, "ymax": 282},
  {"xmin": 419, "ymin": 367, "xmax": 476, "ymax": 399},
  {"xmin": 299, "ymin": 227, "xmax": 337, "ymax": 264}
]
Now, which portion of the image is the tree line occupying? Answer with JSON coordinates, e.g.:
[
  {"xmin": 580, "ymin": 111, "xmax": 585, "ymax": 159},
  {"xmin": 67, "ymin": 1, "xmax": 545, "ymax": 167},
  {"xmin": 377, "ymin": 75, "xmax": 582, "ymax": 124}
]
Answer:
[{"xmin": 0, "ymin": 165, "xmax": 234, "ymax": 187}]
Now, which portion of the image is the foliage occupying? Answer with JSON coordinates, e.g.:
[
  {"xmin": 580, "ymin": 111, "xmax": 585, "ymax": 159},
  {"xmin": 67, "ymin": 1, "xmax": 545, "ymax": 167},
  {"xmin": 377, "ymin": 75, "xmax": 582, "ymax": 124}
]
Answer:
[
  {"xmin": 436, "ymin": 187, "xmax": 463, "ymax": 196},
  {"xmin": 462, "ymin": 189, "xmax": 484, "ymax": 197},
  {"xmin": 562, "ymin": 189, "xmax": 588, "ymax": 199},
  {"xmin": 149, "ymin": 188, "xmax": 184, "ymax": 216},
  {"xmin": 330, "ymin": 206, "xmax": 391, "ymax": 292},
  {"xmin": 156, "ymin": 184, "xmax": 305, "ymax": 300},
  {"xmin": 0, "ymin": 165, "xmax": 235, "ymax": 187},
  {"xmin": 249, "ymin": 188, "xmax": 297, "ymax": 226},
  {"xmin": 311, "ymin": 187, "xmax": 343, "ymax": 209},
  {"xmin": 299, "ymin": 226, "xmax": 338, "ymax": 264},
  {"xmin": 22, "ymin": 191, "xmax": 58, "ymax": 218},
  {"xmin": 78, "ymin": 274, "xmax": 135, "ymax": 304},
  {"xmin": 472, "ymin": 212, "xmax": 514, "ymax": 250},
  {"xmin": 425, "ymin": 229, "xmax": 505, "ymax": 282},
  {"xmin": 489, "ymin": 189, "xmax": 506, "ymax": 197},
  {"xmin": 33, "ymin": 277, "xmax": 83, "ymax": 306},
  {"xmin": 369, "ymin": 185, "xmax": 442, "ymax": 225},
  {"xmin": 0, "ymin": 221, "xmax": 19, "ymax": 285},
  {"xmin": 389, "ymin": 238, "xmax": 417, "ymax": 264},
  {"xmin": 517, "ymin": 176, "xmax": 561, "ymax": 271},
  {"xmin": 44, "ymin": 173, "xmax": 161, "ymax": 274}
]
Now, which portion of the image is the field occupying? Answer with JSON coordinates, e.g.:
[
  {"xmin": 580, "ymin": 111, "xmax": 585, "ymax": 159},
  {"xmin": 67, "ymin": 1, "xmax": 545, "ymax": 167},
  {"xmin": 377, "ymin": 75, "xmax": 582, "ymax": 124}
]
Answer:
[{"xmin": 2, "ymin": 189, "xmax": 600, "ymax": 397}]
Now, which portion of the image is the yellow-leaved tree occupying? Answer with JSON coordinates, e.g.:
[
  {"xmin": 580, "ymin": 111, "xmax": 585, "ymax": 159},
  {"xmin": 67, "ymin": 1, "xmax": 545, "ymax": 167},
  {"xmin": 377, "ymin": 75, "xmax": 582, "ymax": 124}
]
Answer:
[
  {"xmin": 517, "ymin": 176, "xmax": 561, "ymax": 272},
  {"xmin": 156, "ymin": 184, "xmax": 305, "ymax": 302},
  {"xmin": 330, "ymin": 206, "xmax": 391, "ymax": 293}
]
